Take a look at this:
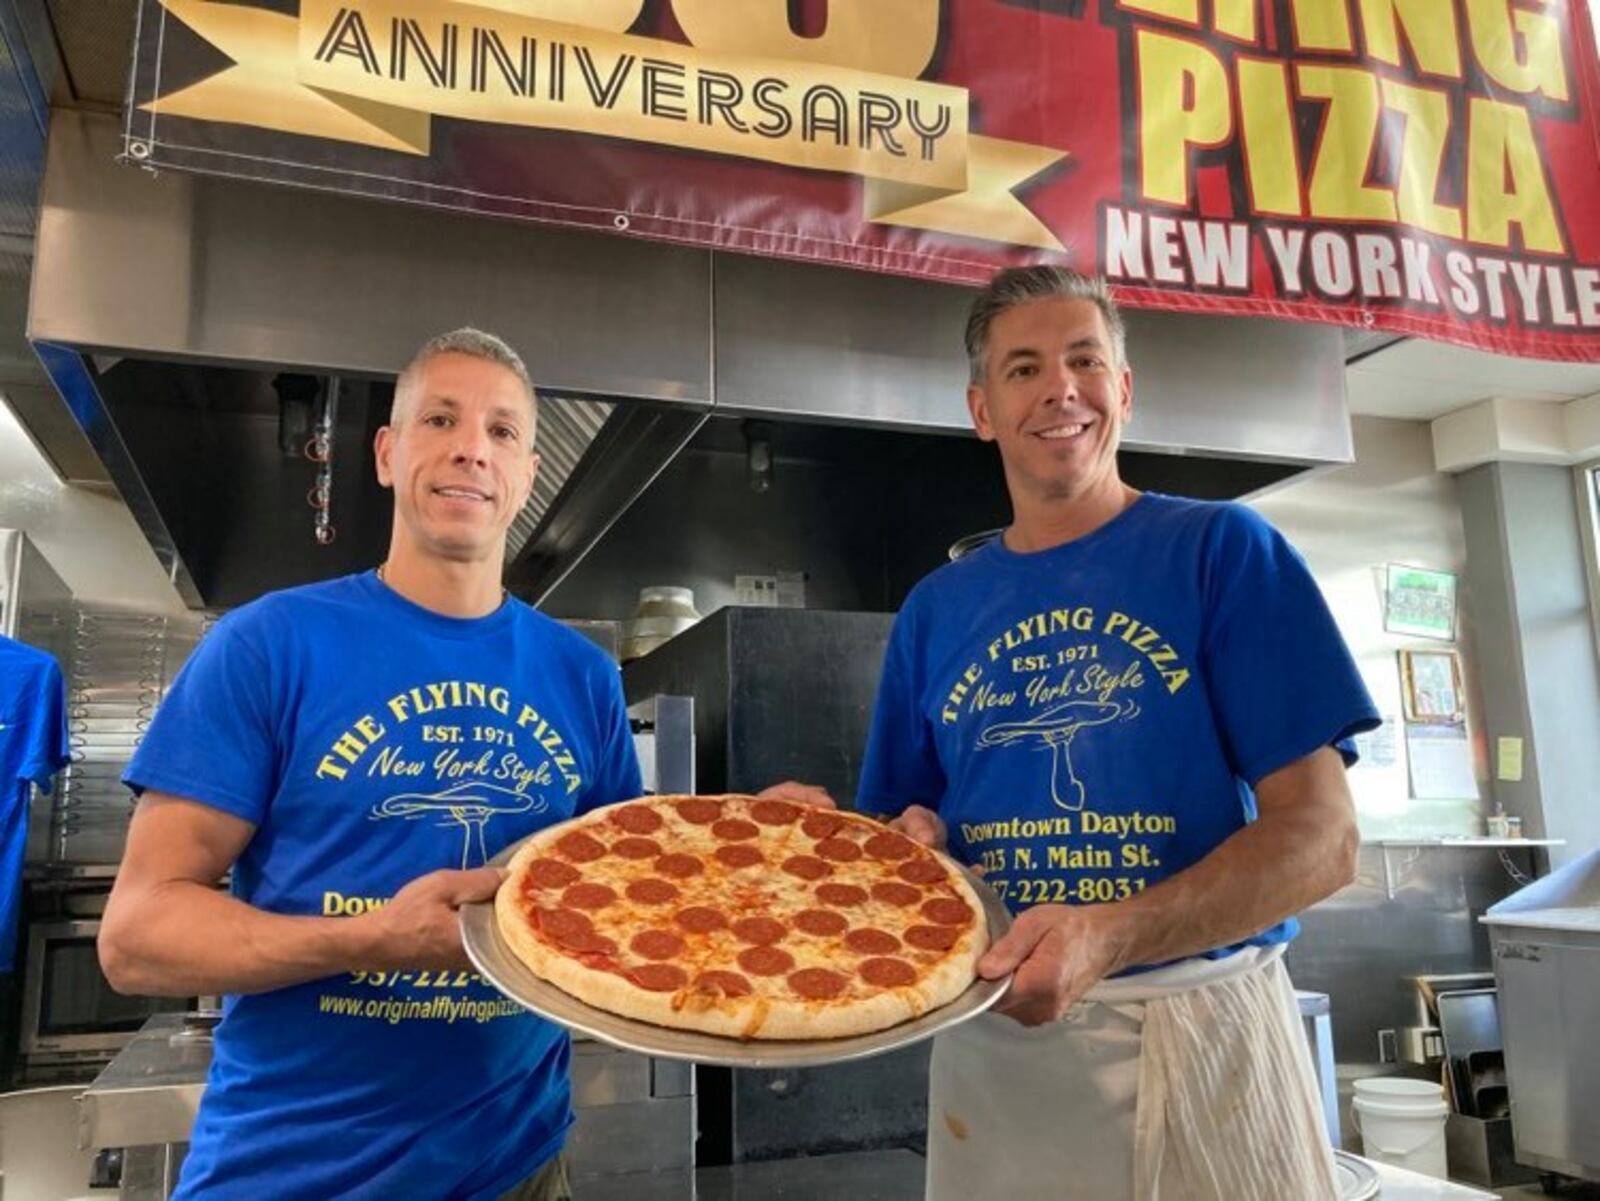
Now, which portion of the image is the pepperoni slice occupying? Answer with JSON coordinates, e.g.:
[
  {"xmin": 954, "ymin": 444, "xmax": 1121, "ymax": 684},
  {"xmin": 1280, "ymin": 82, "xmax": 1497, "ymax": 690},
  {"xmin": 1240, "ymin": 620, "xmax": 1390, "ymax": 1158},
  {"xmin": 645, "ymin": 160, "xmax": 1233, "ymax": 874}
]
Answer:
[
  {"xmin": 750, "ymin": 799, "xmax": 800, "ymax": 826},
  {"xmin": 694, "ymin": 970, "xmax": 753, "ymax": 998},
  {"xmin": 845, "ymin": 928, "xmax": 902, "ymax": 955},
  {"xmin": 788, "ymin": 967, "xmax": 848, "ymax": 1000},
  {"xmin": 612, "ymin": 804, "xmax": 664, "ymax": 834},
  {"xmin": 922, "ymin": 897, "xmax": 975, "ymax": 926},
  {"xmin": 627, "ymin": 963, "xmax": 688, "ymax": 992},
  {"xmin": 860, "ymin": 956, "xmax": 918, "ymax": 987},
  {"xmin": 535, "ymin": 906, "xmax": 591, "ymax": 938},
  {"xmin": 715, "ymin": 844, "xmax": 764, "ymax": 869},
  {"xmin": 630, "ymin": 930, "xmax": 686, "ymax": 961},
  {"xmin": 801, "ymin": 812, "xmax": 844, "ymax": 839},
  {"xmin": 731, "ymin": 916, "xmax": 787, "ymax": 945},
  {"xmin": 524, "ymin": 858, "xmax": 581, "ymax": 889},
  {"xmin": 536, "ymin": 907, "xmax": 593, "ymax": 944},
  {"xmin": 795, "ymin": 908, "xmax": 849, "ymax": 937},
  {"xmin": 906, "ymin": 924, "xmax": 960, "ymax": 951},
  {"xmin": 815, "ymin": 837, "xmax": 864, "ymax": 863},
  {"xmin": 626, "ymin": 878, "xmax": 680, "ymax": 905},
  {"xmin": 871, "ymin": 881, "xmax": 923, "ymax": 907},
  {"xmin": 782, "ymin": 855, "xmax": 832, "ymax": 881},
  {"xmin": 815, "ymin": 883, "xmax": 868, "ymax": 908},
  {"xmin": 738, "ymin": 945, "xmax": 795, "ymax": 976},
  {"xmin": 673, "ymin": 906, "xmax": 729, "ymax": 934},
  {"xmin": 896, "ymin": 857, "xmax": 948, "ymax": 885},
  {"xmin": 864, "ymin": 831, "xmax": 916, "ymax": 861},
  {"xmin": 675, "ymin": 798, "xmax": 723, "ymax": 825},
  {"xmin": 711, "ymin": 818, "xmax": 759, "ymax": 841},
  {"xmin": 561, "ymin": 882, "xmax": 617, "ymax": 911},
  {"xmin": 567, "ymin": 932, "xmax": 619, "ymax": 958},
  {"xmin": 554, "ymin": 831, "xmax": 606, "ymax": 863},
  {"xmin": 655, "ymin": 853, "xmax": 704, "ymax": 879},
  {"xmin": 612, "ymin": 836, "xmax": 661, "ymax": 860}
]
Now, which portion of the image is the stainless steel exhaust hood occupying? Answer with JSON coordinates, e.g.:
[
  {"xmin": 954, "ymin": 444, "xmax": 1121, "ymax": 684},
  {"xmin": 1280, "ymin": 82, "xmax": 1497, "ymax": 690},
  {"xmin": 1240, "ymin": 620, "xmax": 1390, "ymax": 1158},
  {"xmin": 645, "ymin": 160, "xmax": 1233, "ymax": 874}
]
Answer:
[{"xmin": 24, "ymin": 110, "xmax": 1355, "ymax": 611}]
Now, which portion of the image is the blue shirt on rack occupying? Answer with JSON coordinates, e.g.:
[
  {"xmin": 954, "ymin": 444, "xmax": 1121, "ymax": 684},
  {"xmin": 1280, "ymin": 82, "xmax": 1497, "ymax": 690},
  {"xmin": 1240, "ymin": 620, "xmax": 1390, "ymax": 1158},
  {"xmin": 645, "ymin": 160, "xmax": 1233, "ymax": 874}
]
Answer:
[{"xmin": 1, "ymin": 634, "xmax": 70, "ymax": 972}]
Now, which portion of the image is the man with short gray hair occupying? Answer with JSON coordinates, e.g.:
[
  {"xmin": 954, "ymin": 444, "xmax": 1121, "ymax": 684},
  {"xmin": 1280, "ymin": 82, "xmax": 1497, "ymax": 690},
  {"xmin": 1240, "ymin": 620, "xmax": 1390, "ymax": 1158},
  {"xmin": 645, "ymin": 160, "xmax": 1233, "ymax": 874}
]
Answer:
[
  {"xmin": 103, "ymin": 330, "xmax": 638, "ymax": 1200},
  {"xmin": 858, "ymin": 266, "xmax": 1379, "ymax": 1199}
]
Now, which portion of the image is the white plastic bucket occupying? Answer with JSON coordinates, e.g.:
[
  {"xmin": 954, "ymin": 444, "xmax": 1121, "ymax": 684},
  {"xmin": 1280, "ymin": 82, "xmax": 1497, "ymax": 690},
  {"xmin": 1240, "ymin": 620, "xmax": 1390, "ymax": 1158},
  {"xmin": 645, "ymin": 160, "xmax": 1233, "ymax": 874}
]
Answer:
[{"xmin": 1351, "ymin": 1078, "xmax": 1450, "ymax": 1179}]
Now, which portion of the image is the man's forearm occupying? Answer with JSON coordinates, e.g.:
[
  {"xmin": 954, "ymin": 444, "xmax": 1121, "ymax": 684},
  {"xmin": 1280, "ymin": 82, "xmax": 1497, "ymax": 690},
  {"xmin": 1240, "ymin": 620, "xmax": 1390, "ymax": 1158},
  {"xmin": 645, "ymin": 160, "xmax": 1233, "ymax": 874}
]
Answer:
[
  {"xmin": 99, "ymin": 879, "xmax": 374, "ymax": 997},
  {"xmin": 1096, "ymin": 805, "xmax": 1358, "ymax": 975}
]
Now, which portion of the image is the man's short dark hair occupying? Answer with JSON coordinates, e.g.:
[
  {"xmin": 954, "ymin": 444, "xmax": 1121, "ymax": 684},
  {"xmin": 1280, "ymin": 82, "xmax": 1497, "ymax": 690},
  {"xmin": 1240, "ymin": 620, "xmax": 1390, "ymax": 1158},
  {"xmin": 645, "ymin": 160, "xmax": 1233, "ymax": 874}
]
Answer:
[{"xmin": 965, "ymin": 267, "xmax": 1128, "ymax": 383}]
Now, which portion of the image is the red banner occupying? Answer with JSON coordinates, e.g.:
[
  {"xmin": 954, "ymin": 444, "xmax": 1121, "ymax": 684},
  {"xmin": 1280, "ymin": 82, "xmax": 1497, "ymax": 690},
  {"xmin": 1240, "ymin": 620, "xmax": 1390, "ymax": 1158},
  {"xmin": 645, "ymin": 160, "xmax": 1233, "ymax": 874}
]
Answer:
[{"xmin": 131, "ymin": 0, "xmax": 1600, "ymax": 360}]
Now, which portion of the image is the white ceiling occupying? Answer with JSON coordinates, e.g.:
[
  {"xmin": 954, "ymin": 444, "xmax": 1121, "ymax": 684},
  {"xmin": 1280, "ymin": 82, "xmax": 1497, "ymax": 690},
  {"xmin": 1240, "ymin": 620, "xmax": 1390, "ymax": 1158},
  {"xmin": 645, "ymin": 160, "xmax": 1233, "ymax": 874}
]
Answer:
[{"xmin": 1346, "ymin": 338, "xmax": 1600, "ymax": 421}]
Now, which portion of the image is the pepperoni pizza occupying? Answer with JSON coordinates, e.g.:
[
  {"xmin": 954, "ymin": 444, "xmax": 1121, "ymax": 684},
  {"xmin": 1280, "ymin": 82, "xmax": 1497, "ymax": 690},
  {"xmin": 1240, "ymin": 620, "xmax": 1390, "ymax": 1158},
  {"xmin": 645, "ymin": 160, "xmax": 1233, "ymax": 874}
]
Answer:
[{"xmin": 494, "ymin": 795, "xmax": 987, "ymax": 1040}]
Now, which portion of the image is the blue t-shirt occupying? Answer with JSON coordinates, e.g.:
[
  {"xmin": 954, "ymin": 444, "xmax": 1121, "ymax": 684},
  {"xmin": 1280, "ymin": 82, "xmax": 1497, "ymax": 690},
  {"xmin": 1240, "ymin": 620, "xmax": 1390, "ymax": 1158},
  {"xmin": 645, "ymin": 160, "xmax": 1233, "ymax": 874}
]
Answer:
[
  {"xmin": 1, "ymin": 635, "xmax": 69, "ymax": 972},
  {"xmin": 124, "ymin": 573, "xmax": 642, "ymax": 1201},
  {"xmin": 857, "ymin": 494, "xmax": 1379, "ymax": 960}
]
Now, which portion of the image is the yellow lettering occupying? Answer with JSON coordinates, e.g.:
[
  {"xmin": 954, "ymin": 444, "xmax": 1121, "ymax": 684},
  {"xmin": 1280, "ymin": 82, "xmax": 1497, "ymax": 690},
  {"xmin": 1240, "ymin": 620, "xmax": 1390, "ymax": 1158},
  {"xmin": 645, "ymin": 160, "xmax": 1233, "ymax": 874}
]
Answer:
[
  {"xmin": 471, "ymin": 0, "xmax": 640, "ymax": 31},
  {"xmin": 1463, "ymin": 0, "xmax": 1568, "ymax": 101},
  {"xmin": 1214, "ymin": 0, "xmax": 1261, "ymax": 43},
  {"xmin": 1118, "ymin": 0, "xmax": 1200, "ymax": 26},
  {"xmin": 1358, "ymin": 0, "xmax": 1463, "ymax": 77},
  {"xmin": 1137, "ymin": 31, "xmax": 1231, "ymax": 207},
  {"xmin": 354, "ymin": 715, "xmax": 386, "ymax": 743},
  {"xmin": 1238, "ymin": 57, "xmax": 1302, "ymax": 216},
  {"xmin": 1467, "ymin": 97, "xmax": 1563, "ymax": 252},
  {"xmin": 1382, "ymin": 79, "xmax": 1463, "ymax": 238},
  {"xmin": 672, "ymin": 0, "xmax": 940, "ymax": 79},
  {"xmin": 1289, "ymin": 0, "xmax": 1355, "ymax": 51},
  {"xmin": 1298, "ymin": 65, "xmax": 1396, "ymax": 222}
]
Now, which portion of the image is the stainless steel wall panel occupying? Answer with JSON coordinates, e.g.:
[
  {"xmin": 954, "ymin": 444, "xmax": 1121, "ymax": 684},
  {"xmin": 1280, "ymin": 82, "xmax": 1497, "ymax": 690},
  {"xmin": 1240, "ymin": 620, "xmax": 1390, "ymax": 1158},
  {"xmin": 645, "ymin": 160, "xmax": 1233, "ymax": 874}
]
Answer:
[
  {"xmin": 712, "ymin": 254, "xmax": 1353, "ymax": 464},
  {"xmin": 1285, "ymin": 844, "xmax": 1527, "ymax": 1071},
  {"xmin": 31, "ymin": 112, "xmax": 714, "ymax": 402}
]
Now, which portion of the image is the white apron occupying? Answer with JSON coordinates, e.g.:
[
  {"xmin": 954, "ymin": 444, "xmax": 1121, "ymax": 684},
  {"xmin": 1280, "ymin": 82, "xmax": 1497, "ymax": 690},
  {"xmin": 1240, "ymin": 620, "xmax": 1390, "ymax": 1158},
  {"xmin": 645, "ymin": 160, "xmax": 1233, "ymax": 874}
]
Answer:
[{"xmin": 925, "ymin": 946, "xmax": 1338, "ymax": 1201}]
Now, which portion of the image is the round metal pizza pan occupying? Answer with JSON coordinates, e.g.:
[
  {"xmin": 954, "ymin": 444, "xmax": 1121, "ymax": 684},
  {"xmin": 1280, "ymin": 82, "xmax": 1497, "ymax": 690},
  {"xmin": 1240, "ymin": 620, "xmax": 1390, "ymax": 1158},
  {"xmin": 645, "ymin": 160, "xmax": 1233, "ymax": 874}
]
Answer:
[
  {"xmin": 1332, "ymin": 1151, "xmax": 1380, "ymax": 1201},
  {"xmin": 461, "ymin": 837, "xmax": 1014, "ymax": 1068}
]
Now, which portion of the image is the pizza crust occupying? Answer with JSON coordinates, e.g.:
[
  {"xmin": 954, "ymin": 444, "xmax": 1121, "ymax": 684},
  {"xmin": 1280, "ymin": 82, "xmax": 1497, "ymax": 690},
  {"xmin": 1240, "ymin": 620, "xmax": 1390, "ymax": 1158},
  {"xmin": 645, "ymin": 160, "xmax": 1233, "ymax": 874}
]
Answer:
[{"xmin": 494, "ymin": 796, "xmax": 987, "ymax": 1041}]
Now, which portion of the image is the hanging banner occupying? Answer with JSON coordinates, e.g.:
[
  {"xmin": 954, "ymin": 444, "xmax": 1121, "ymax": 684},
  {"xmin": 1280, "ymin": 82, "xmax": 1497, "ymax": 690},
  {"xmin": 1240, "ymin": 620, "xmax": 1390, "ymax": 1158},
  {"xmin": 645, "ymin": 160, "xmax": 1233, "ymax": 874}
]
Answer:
[{"xmin": 128, "ymin": 0, "xmax": 1600, "ymax": 361}]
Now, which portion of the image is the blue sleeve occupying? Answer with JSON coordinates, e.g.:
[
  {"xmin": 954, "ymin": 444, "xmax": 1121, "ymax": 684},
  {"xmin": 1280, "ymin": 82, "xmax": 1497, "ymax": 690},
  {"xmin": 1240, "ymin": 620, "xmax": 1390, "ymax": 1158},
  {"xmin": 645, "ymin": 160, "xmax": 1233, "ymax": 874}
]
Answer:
[
  {"xmin": 21, "ymin": 658, "xmax": 69, "ymax": 790},
  {"xmin": 579, "ymin": 665, "xmax": 642, "ymax": 813},
  {"xmin": 1200, "ymin": 506, "xmax": 1381, "ymax": 785},
  {"xmin": 122, "ymin": 618, "xmax": 281, "ymax": 824},
  {"xmin": 856, "ymin": 603, "xmax": 946, "ymax": 817}
]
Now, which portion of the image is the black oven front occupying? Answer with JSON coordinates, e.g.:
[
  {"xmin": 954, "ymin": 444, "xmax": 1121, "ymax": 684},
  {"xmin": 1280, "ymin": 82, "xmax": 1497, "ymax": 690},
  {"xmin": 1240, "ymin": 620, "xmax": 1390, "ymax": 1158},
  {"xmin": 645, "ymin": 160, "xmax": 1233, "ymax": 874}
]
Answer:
[{"xmin": 19, "ymin": 919, "xmax": 193, "ymax": 1061}]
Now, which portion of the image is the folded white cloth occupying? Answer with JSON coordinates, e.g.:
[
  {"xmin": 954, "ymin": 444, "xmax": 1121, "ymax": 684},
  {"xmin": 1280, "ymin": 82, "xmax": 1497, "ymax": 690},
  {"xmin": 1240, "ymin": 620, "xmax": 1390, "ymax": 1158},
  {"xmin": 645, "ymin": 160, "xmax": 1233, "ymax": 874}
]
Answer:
[{"xmin": 925, "ymin": 945, "xmax": 1338, "ymax": 1201}]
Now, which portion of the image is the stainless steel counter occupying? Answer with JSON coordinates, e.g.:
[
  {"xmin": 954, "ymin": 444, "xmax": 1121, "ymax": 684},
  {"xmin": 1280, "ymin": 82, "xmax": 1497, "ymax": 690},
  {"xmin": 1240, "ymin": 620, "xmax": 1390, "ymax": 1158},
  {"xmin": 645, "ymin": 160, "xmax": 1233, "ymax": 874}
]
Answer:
[
  {"xmin": 80, "ymin": 1012, "xmax": 216, "ymax": 1151},
  {"xmin": 575, "ymin": 1149, "xmax": 924, "ymax": 1201}
]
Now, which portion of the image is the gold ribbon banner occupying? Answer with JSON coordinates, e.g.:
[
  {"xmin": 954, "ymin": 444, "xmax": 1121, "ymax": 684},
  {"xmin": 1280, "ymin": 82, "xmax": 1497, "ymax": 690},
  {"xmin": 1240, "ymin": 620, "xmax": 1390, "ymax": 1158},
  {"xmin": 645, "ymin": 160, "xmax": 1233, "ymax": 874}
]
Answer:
[{"xmin": 146, "ymin": 0, "xmax": 1066, "ymax": 250}]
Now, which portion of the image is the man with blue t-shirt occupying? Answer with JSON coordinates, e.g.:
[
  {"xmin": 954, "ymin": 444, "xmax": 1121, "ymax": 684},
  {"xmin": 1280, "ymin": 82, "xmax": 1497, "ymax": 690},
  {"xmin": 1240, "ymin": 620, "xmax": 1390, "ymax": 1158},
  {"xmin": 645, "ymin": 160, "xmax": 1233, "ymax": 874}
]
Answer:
[
  {"xmin": 101, "ymin": 331, "xmax": 637, "ymax": 1200},
  {"xmin": 857, "ymin": 268, "xmax": 1380, "ymax": 1201}
]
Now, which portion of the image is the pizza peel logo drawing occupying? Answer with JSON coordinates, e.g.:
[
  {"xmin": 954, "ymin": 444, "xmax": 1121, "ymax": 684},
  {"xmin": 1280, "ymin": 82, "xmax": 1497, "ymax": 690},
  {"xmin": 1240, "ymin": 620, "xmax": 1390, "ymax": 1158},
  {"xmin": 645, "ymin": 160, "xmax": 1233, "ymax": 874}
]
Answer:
[
  {"xmin": 976, "ymin": 700, "xmax": 1139, "ymax": 812},
  {"xmin": 372, "ymin": 782, "xmax": 546, "ymax": 868}
]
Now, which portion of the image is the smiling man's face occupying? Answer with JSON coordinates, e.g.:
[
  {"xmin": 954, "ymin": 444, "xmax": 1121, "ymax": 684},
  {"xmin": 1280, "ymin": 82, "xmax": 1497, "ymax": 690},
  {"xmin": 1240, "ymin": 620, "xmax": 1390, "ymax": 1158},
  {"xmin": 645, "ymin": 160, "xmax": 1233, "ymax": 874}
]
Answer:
[
  {"xmin": 966, "ymin": 297, "xmax": 1133, "ymax": 507},
  {"xmin": 375, "ymin": 352, "xmax": 539, "ymax": 565}
]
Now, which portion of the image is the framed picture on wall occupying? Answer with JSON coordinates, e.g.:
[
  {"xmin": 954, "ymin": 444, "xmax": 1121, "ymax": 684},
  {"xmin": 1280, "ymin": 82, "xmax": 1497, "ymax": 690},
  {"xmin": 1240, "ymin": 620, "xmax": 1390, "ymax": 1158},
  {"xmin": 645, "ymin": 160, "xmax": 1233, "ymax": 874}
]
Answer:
[
  {"xmin": 1384, "ymin": 564, "xmax": 1457, "ymax": 640},
  {"xmin": 1399, "ymin": 649, "xmax": 1466, "ymax": 723}
]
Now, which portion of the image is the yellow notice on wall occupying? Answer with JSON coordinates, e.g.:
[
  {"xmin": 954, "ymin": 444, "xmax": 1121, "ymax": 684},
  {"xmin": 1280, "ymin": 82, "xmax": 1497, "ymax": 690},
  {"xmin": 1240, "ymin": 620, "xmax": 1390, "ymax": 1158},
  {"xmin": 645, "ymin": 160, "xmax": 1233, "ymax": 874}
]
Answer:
[{"xmin": 1496, "ymin": 736, "xmax": 1524, "ymax": 782}]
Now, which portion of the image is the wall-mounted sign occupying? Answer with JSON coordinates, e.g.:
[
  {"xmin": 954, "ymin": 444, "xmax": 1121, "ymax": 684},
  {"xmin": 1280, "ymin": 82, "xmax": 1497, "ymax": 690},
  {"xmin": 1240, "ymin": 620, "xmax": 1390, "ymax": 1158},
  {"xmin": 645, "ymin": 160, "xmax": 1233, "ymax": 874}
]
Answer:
[
  {"xmin": 1384, "ymin": 565, "xmax": 1458, "ymax": 641},
  {"xmin": 1399, "ymin": 648, "xmax": 1466, "ymax": 724},
  {"xmin": 128, "ymin": 0, "xmax": 1600, "ymax": 361}
]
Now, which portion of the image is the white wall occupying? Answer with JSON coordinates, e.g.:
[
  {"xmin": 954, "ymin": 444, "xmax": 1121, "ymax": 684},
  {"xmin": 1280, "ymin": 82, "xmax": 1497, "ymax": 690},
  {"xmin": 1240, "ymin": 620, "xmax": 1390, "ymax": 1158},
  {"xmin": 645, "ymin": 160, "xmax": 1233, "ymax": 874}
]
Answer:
[
  {"xmin": 0, "ymin": 392, "xmax": 184, "ymax": 613},
  {"xmin": 1249, "ymin": 416, "xmax": 1488, "ymax": 837}
]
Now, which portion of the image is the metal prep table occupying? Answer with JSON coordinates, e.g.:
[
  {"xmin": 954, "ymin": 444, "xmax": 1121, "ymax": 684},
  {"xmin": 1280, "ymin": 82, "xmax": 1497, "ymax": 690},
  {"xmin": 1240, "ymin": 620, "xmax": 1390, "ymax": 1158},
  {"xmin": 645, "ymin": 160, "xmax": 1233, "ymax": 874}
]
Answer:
[
  {"xmin": 1482, "ymin": 845, "xmax": 1600, "ymax": 1185},
  {"xmin": 75, "ymin": 1014, "xmax": 695, "ymax": 1200}
]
